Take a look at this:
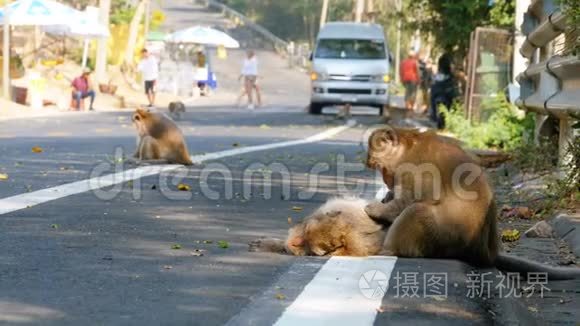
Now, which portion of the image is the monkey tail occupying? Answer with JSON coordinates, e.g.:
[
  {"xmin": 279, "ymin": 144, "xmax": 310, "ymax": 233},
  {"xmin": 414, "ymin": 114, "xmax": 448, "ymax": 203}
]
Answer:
[{"xmin": 495, "ymin": 253, "xmax": 580, "ymax": 280}]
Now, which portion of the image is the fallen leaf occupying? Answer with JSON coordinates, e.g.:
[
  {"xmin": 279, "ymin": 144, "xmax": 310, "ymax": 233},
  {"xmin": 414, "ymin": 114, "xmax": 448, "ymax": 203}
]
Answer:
[
  {"xmin": 275, "ymin": 293, "xmax": 286, "ymax": 300},
  {"xmin": 31, "ymin": 146, "xmax": 43, "ymax": 153},
  {"xmin": 292, "ymin": 206, "xmax": 303, "ymax": 212},
  {"xmin": 259, "ymin": 124, "xmax": 271, "ymax": 129},
  {"xmin": 171, "ymin": 244, "xmax": 182, "ymax": 250},
  {"xmin": 217, "ymin": 240, "xmax": 229, "ymax": 249},
  {"xmin": 203, "ymin": 240, "xmax": 213, "ymax": 244},
  {"xmin": 527, "ymin": 306, "xmax": 538, "ymax": 313},
  {"xmin": 50, "ymin": 224, "xmax": 59, "ymax": 229},
  {"xmin": 287, "ymin": 217, "xmax": 293, "ymax": 225},
  {"xmin": 163, "ymin": 265, "xmax": 173, "ymax": 270},
  {"xmin": 0, "ymin": 173, "xmax": 8, "ymax": 181},
  {"xmin": 501, "ymin": 229, "xmax": 521, "ymax": 242},
  {"xmin": 177, "ymin": 183, "xmax": 191, "ymax": 191}
]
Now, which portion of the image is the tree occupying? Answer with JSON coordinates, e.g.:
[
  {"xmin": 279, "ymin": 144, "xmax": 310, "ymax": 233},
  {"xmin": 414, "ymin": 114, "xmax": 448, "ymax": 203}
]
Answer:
[{"xmin": 124, "ymin": 0, "xmax": 145, "ymax": 65}]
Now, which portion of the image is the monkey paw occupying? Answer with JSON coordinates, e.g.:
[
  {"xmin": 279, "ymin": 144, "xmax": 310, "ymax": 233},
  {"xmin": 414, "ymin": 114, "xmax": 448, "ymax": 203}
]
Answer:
[
  {"xmin": 248, "ymin": 238, "xmax": 286, "ymax": 253},
  {"xmin": 364, "ymin": 201, "xmax": 387, "ymax": 219}
]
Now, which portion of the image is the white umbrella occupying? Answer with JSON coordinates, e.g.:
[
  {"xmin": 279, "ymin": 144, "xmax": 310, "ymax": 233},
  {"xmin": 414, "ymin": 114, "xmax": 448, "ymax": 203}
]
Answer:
[
  {"xmin": 0, "ymin": 0, "xmax": 83, "ymax": 98},
  {"xmin": 165, "ymin": 26, "xmax": 240, "ymax": 48},
  {"xmin": 0, "ymin": 0, "xmax": 82, "ymax": 25},
  {"xmin": 42, "ymin": 7, "xmax": 110, "ymax": 69}
]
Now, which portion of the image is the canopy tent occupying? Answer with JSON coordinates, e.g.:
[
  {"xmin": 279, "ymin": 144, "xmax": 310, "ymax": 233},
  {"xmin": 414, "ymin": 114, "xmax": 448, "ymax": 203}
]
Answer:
[
  {"xmin": 0, "ymin": 0, "xmax": 84, "ymax": 98},
  {"xmin": 42, "ymin": 6, "xmax": 110, "ymax": 69},
  {"xmin": 0, "ymin": 0, "xmax": 81, "ymax": 25},
  {"xmin": 164, "ymin": 26, "xmax": 240, "ymax": 48},
  {"xmin": 147, "ymin": 31, "xmax": 166, "ymax": 42}
]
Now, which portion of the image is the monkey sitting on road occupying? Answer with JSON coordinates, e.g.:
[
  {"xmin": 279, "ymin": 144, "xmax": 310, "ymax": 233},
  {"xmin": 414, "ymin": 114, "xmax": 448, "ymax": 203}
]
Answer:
[
  {"xmin": 130, "ymin": 107, "xmax": 193, "ymax": 165},
  {"xmin": 249, "ymin": 197, "xmax": 388, "ymax": 257},
  {"xmin": 168, "ymin": 101, "xmax": 186, "ymax": 121},
  {"xmin": 364, "ymin": 126, "xmax": 580, "ymax": 280}
]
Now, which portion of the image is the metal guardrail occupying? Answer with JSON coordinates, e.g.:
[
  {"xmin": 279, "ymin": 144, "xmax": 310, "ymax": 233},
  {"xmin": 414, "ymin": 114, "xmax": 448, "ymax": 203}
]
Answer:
[
  {"xmin": 197, "ymin": 0, "xmax": 289, "ymax": 54},
  {"xmin": 516, "ymin": 0, "xmax": 578, "ymax": 160}
]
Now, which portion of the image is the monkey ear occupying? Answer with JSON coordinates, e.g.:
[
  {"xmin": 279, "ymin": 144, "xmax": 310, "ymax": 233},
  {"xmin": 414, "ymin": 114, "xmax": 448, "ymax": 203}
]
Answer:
[
  {"xmin": 378, "ymin": 127, "xmax": 399, "ymax": 146},
  {"xmin": 326, "ymin": 210, "xmax": 341, "ymax": 218},
  {"xmin": 288, "ymin": 236, "xmax": 304, "ymax": 247}
]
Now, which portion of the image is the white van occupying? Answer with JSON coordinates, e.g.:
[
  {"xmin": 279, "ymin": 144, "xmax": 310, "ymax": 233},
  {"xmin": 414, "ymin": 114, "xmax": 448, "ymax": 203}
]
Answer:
[{"xmin": 309, "ymin": 22, "xmax": 391, "ymax": 115}]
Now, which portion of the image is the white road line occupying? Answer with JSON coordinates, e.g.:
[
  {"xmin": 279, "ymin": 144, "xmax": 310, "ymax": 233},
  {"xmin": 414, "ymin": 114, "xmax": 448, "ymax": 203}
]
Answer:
[
  {"xmin": 274, "ymin": 256, "xmax": 397, "ymax": 326},
  {"xmin": 0, "ymin": 120, "xmax": 356, "ymax": 216}
]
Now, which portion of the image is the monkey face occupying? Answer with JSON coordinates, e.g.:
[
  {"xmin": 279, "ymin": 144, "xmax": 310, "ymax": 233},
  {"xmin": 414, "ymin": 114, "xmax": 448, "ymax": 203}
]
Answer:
[
  {"xmin": 285, "ymin": 211, "xmax": 348, "ymax": 257},
  {"xmin": 285, "ymin": 223, "xmax": 307, "ymax": 256},
  {"xmin": 132, "ymin": 108, "xmax": 152, "ymax": 136},
  {"xmin": 366, "ymin": 128, "xmax": 400, "ymax": 169}
]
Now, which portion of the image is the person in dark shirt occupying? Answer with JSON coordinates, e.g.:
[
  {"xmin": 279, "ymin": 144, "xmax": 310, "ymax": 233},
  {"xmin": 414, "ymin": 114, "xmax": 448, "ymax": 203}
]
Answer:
[{"xmin": 71, "ymin": 68, "xmax": 95, "ymax": 111}]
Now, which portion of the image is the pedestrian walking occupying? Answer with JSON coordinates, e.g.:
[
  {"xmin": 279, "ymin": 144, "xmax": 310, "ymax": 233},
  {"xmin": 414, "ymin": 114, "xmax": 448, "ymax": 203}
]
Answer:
[
  {"xmin": 400, "ymin": 50, "xmax": 420, "ymax": 111},
  {"xmin": 418, "ymin": 57, "xmax": 433, "ymax": 114},
  {"xmin": 236, "ymin": 50, "xmax": 262, "ymax": 110},
  {"xmin": 138, "ymin": 48, "xmax": 159, "ymax": 107}
]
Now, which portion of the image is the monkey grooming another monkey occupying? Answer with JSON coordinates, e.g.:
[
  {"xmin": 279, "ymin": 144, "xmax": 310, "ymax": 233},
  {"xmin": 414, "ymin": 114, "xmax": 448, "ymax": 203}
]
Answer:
[
  {"xmin": 131, "ymin": 107, "xmax": 193, "ymax": 165},
  {"xmin": 168, "ymin": 101, "xmax": 186, "ymax": 121},
  {"xmin": 365, "ymin": 127, "xmax": 580, "ymax": 280},
  {"xmin": 249, "ymin": 197, "xmax": 388, "ymax": 257}
]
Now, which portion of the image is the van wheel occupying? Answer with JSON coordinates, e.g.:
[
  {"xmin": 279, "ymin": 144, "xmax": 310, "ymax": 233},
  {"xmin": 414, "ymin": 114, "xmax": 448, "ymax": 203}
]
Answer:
[{"xmin": 309, "ymin": 103, "xmax": 324, "ymax": 115}]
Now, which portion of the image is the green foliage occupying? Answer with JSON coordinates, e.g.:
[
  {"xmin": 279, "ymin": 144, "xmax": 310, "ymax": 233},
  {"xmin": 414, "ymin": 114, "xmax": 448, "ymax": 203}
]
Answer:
[
  {"xmin": 488, "ymin": 0, "xmax": 515, "ymax": 28},
  {"xmin": 442, "ymin": 96, "xmax": 534, "ymax": 151},
  {"xmin": 405, "ymin": 0, "xmax": 515, "ymax": 60},
  {"xmin": 558, "ymin": 0, "xmax": 580, "ymax": 55},
  {"xmin": 108, "ymin": 0, "xmax": 138, "ymax": 25},
  {"xmin": 221, "ymin": 0, "xmax": 321, "ymax": 43}
]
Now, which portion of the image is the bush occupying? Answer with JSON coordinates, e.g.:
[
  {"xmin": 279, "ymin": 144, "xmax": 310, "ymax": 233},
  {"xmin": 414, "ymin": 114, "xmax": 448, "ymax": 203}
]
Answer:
[{"xmin": 442, "ymin": 95, "xmax": 534, "ymax": 151}]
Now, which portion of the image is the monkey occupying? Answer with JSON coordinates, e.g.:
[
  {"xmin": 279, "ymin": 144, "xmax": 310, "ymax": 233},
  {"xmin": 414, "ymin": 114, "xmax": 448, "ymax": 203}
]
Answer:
[
  {"xmin": 249, "ymin": 197, "xmax": 388, "ymax": 257},
  {"xmin": 364, "ymin": 126, "xmax": 580, "ymax": 280},
  {"xmin": 130, "ymin": 107, "xmax": 193, "ymax": 165},
  {"xmin": 168, "ymin": 101, "xmax": 186, "ymax": 121}
]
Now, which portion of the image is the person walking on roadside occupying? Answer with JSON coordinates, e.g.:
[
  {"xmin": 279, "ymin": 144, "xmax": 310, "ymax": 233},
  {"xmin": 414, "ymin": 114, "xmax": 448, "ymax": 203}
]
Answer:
[
  {"xmin": 237, "ymin": 50, "xmax": 262, "ymax": 110},
  {"xmin": 418, "ymin": 56, "xmax": 433, "ymax": 114},
  {"xmin": 400, "ymin": 50, "xmax": 420, "ymax": 111},
  {"xmin": 138, "ymin": 48, "xmax": 159, "ymax": 107},
  {"xmin": 71, "ymin": 68, "xmax": 96, "ymax": 111}
]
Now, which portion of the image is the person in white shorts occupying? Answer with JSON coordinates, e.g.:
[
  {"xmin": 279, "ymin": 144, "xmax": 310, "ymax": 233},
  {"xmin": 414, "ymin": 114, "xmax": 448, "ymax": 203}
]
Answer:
[
  {"xmin": 138, "ymin": 48, "xmax": 159, "ymax": 107},
  {"xmin": 237, "ymin": 50, "xmax": 262, "ymax": 110}
]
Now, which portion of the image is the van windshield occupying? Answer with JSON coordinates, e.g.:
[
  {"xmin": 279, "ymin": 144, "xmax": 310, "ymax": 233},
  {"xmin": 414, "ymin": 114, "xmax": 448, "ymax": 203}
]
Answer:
[{"xmin": 315, "ymin": 39, "xmax": 386, "ymax": 60}]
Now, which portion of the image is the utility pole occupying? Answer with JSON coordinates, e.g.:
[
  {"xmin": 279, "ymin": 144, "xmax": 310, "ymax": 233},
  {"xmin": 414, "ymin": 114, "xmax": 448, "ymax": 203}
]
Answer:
[
  {"xmin": 144, "ymin": 0, "xmax": 151, "ymax": 41},
  {"xmin": 394, "ymin": 0, "xmax": 402, "ymax": 84},
  {"xmin": 95, "ymin": 0, "xmax": 111, "ymax": 84},
  {"xmin": 320, "ymin": 0, "xmax": 329, "ymax": 29},
  {"xmin": 354, "ymin": 0, "xmax": 365, "ymax": 23},
  {"xmin": 366, "ymin": 0, "xmax": 374, "ymax": 23},
  {"xmin": 2, "ymin": 0, "xmax": 10, "ymax": 99}
]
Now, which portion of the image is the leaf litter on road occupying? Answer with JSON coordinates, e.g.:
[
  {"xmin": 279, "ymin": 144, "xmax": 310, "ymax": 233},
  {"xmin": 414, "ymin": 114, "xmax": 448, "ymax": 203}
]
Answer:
[
  {"xmin": 177, "ymin": 183, "xmax": 191, "ymax": 191},
  {"xmin": 0, "ymin": 173, "xmax": 8, "ymax": 181},
  {"xmin": 217, "ymin": 241, "xmax": 229, "ymax": 249},
  {"xmin": 31, "ymin": 146, "xmax": 43, "ymax": 153},
  {"xmin": 171, "ymin": 244, "xmax": 182, "ymax": 250}
]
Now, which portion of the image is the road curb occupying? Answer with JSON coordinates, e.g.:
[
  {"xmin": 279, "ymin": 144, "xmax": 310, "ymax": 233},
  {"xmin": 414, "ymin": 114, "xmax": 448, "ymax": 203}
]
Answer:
[{"xmin": 550, "ymin": 213, "xmax": 580, "ymax": 257}]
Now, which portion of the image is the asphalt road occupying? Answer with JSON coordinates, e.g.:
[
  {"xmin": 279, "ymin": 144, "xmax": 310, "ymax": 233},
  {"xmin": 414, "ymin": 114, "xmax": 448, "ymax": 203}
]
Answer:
[{"xmin": 0, "ymin": 105, "xmax": 549, "ymax": 325}]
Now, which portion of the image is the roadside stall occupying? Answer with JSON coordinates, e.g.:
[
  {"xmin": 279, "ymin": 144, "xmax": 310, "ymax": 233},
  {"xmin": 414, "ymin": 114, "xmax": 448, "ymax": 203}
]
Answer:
[{"xmin": 164, "ymin": 26, "xmax": 239, "ymax": 96}]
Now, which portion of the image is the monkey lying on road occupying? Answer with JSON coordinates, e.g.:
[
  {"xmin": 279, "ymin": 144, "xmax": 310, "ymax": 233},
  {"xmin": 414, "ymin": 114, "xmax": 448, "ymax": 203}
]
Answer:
[
  {"xmin": 364, "ymin": 127, "xmax": 580, "ymax": 280},
  {"xmin": 130, "ymin": 107, "xmax": 193, "ymax": 165},
  {"xmin": 249, "ymin": 197, "xmax": 388, "ymax": 257}
]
